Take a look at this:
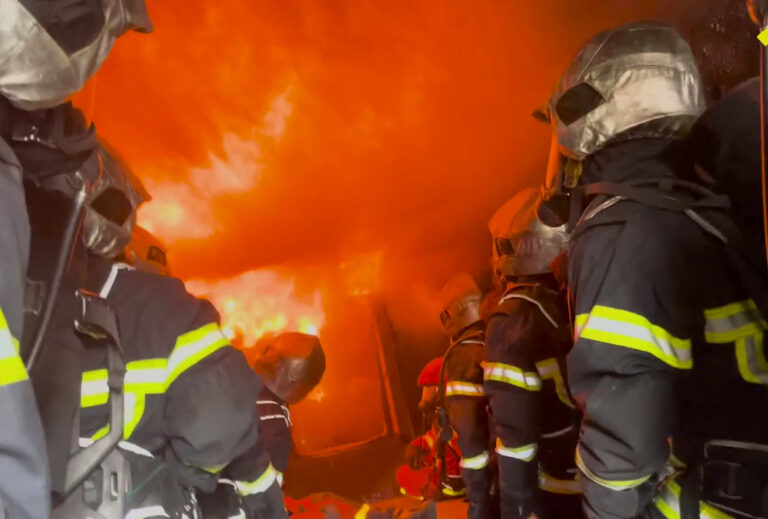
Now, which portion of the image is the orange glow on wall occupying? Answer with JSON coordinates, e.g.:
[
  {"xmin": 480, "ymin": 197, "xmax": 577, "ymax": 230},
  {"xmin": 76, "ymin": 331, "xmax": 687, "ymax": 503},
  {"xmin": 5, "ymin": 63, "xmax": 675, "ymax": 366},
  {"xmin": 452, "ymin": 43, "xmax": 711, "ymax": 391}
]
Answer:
[{"xmin": 74, "ymin": 0, "xmax": 683, "ymax": 458}]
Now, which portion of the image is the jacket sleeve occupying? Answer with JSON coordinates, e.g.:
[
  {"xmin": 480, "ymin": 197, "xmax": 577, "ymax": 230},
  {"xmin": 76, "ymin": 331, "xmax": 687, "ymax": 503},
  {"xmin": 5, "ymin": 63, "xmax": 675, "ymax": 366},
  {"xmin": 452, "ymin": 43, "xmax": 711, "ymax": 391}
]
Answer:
[
  {"xmin": 222, "ymin": 437, "xmax": 287, "ymax": 519},
  {"xmin": 0, "ymin": 141, "xmax": 50, "ymax": 519},
  {"xmin": 256, "ymin": 397, "xmax": 293, "ymax": 474},
  {"xmin": 568, "ymin": 219, "xmax": 689, "ymax": 518},
  {"xmin": 444, "ymin": 345, "xmax": 492, "ymax": 518},
  {"xmin": 484, "ymin": 310, "xmax": 543, "ymax": 517},
  {"xmin": 162, "ymin": 293, "xmax": 263, "ymax": 472}
]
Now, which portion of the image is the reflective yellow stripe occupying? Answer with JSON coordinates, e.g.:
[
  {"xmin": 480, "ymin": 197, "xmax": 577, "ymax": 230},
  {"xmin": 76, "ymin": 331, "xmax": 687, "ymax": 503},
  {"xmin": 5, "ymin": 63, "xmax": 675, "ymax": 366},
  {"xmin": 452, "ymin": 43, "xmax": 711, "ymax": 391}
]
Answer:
[
  {"xmin": 705, "ymin": 301, "xmax": 768, "ymax": 386},
  {"xmin": 445, "ymin": 381, "xmax": 485, "ymax": 397},
  {"xmin": 654, "ymin": 479, "xmax": 734, "ymax": 519},
  {"xmin": 576, "ymin": 306, "xmax": 692, "ymax": 369},
  {"xmin": 461, "ymin": 450, "xmax": 490, "ymax": 469},
  {"xmin": 704, "ymin": 300, "xmax": 766, "ymax": 343},
  {"xmin": 235, "ymin": 463, "xmax": 278, "ymax": 496},
  {"xmin": 534, "ymin": 358, "xmax": 575, "ymax": 408},
  {"xmin": 203, "ymin": 462, "xmax": 228, "ymax": 474},
  {"xmin": 0, "ymin": 355, "xmax": 28, "ymax": 385},
  {"xmin": 483, "ymin": 362, "xmax": 541, "ymax": 391},
  {"xmin": 81, "ymin": 369, "xmax": 109, "ymax": 407},
  {"xmin": 735, "ymin": 333, "xmax": 768, "ymax": 385},
  {"xmin": 91, "ymin": 424, "xmax": 110, "ymax": 441},
  {"xmin": 495, "ymin": 438, "xmax": 536, "ymax": 461},
  {"xmin": 0, "ymin": 308, "xmax": 27, "ymax": 386},
  {"xmin": 166, "ymin": 323, "xmax": 230, "ymax": 387},
  {"xmin": 82, "ymin": 323, "xmax": 231, "ymax": 440},
  {"xmin": 441, "ymin": 485, "xmax": 466, "ymax": 497},
  {"xmin": 538, "ymin": 470, "xmax": 581, "ymax": 495},
  {"xmin": 576, "ymin": 447, "xmax": 651, "ymax": 490}
]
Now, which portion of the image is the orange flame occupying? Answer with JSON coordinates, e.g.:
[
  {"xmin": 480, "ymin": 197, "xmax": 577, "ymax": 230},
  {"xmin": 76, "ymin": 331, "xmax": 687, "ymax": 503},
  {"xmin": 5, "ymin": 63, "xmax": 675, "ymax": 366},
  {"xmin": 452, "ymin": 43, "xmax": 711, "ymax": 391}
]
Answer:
[
  {"xmin": 137, "ymin": 88, "xmax": 294, "ymax": 244},
  {"xmin": 186, "ymin": 268, "xmax": 324, "ymax": 348}
]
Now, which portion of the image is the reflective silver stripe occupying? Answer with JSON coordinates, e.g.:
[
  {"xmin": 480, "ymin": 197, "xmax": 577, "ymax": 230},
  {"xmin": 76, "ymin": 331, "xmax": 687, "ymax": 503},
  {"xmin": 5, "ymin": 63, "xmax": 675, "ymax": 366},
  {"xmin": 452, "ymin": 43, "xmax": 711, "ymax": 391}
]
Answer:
[
  {"xmin": 445, "ymin": 381, "xmax": 485, "ymax": 397},
  {"xmin": 654, "ymin": 479, "xmax": 734, "ymax": 519},
  {"xmin": 167, "ymin": 327, "xmax": 228, "ymax": 376},
  {"xmin": 99, "ymin": 262, "xmax": 133, "ymax": 298},
  {"xmin": 704, "ymin": 300, "xmax": 765, "ymax": 343},
  {"xmin": 483, "ymin": 362, "xmax": 541, "ymax": 391},
  {"xmin": 500, "ymin": 292, "xmax": 558, "ymax": 328},
  {"xmin": 704, "ymin": 301, "xmax": 768, "ymax": 386},
  {"xmin": 496, "ymin": 439, "xmax": 536, "ymax": 461},
  {"xmin": 78, "ymin": 438, "xmax": 155, "ymax": 458},
  {"xmin": 736, "ymin": 334, "xmax": 768, "ymax": 385},
  {"xmin": 577, "ymin": 306, "xmax": 692, "ymax": 369},
  {"xmin": 235, "ymin": 464, "xmax": 278, "ymax": 496},
  {"xmin": 460, "ymin": 451, "xmax": 490, "ymax": 469},
  {"xmin": 228, "ymin": 510, "xmax": 246, "ymax": 519},
  {"xmin": 535, "ymin": 358, "xmax": 575, "ymax": 408},
  {"xmin": 260, "ymin": 414, "xmax": 291, "ymax": 426},
  {"xmin": 541, "ymin": 424, "xmax": 574, "ymax": 439},
  {"xmin": 125, "ymin": 505, "xmax": 170, "ymax": 519},
  {"xmin": 81, "ymin": 378, "xmax": 109, "ymax": 399}
]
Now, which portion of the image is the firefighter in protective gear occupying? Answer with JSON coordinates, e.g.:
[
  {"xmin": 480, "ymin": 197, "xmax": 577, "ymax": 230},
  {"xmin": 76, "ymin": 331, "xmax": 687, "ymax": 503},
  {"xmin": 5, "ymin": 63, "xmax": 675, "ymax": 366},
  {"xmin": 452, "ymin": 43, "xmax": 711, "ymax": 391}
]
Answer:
[
  {"xmin": 0, "ymin": 120, "xmax": 50, "ymax": 519},
  {"xmin": 688, "ymin": 76, "xmax": 766, "ymax": 281},
  {"xmin": 397, "ymin": 357, "xmax": 466, "ymax": 500},
  {"xmin": 77, "ymin": 141, "xmax": 270, "ymax": 518},
  {"xmin": 0, "ymin": 3, "xmax": 151, "ymax": 516},
  {"xmin": 538, "ymin": 21, "xmax": 768, "ymax": 518},
  {"xmin": 200, "ymin": 332, "xmax": 326, "ymax": 519},
  {"xmin": 436, "ymin": 274, "xmax": 495, "ymax": 519},
  {"xmin": 0, "ymin": 0, "xmax": 153, "ymax": 110},
  {"xmin": 485, "ymin": 188, "xmax": 581, "ymax": 519}
]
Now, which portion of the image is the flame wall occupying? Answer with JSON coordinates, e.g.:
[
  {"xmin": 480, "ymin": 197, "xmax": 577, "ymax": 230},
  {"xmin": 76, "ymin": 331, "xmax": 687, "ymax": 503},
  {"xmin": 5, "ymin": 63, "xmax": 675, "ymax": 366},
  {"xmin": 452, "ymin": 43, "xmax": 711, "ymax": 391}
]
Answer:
[{"xmin": 76, "ymin": 0, "xmax": 703, "ymax": 455}]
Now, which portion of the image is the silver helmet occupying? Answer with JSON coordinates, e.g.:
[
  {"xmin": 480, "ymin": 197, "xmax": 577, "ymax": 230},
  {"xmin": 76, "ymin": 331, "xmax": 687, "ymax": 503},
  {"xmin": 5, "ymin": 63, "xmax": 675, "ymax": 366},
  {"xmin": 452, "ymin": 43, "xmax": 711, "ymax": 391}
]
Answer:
[
  {"xmin": 489, "ymin": 188, "xmax": 568, "ymax": 278},
  {"xmin": 251, "ymin": 332, "xmax": 326, "ymax": 405},
  {"xmin": 82, "ymin": 141, "xmax": 148, "ymax": 258},
  {"xmin": 0, "ymin": 0, "xmax": 152, "ymax": 110},
  {"xmin": 546, "ymin": 21, "xmax": 705, "ymax": 160},
  {"xmin": 438, "ymin": 273, "xmax": 482, "ymax": 338}
]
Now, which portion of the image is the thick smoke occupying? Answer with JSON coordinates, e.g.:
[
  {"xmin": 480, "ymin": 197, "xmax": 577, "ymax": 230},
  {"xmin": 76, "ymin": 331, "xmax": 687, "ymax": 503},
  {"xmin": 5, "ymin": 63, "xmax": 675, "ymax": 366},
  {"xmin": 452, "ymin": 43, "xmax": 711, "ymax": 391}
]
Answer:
[{"xmin": 78, "ymin": 0, "xmax": 710, "ymax": 449}]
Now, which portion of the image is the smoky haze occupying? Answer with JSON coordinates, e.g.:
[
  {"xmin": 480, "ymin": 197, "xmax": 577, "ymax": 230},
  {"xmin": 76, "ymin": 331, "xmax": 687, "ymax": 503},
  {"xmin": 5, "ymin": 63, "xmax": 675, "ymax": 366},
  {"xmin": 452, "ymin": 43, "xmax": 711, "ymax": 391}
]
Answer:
[
  {"xmin": 83, "ymin": 0, "xmax": 693, "ymax": 281},
  {"xmin": 77, "ymin": 0, "xmax": 709, "ymax": 436}
]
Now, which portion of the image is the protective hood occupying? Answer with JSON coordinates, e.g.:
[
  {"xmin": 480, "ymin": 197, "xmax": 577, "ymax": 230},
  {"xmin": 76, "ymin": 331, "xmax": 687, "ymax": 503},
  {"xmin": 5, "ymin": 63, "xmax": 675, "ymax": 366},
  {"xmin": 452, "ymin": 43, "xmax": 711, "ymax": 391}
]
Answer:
[
  {"xmin": 252, "ymin": 332, "xmax": 326, "ymax": 405},
  {"xmin": 489, "ymin": 188, "xmax": 568, "ymax": 278},
  {"xmin": 438, "ymin": 273, "xmax": 482, "ymax": 338},
  {"xmin": 547, "ymin": 21, "xmax": 705, "ymax": 160},
  {"xmin": 0, "ymin": 0, "xmax": 152, "ymax": 110},
  {"xmin": 82, "ymin": 140, "xmax": 147, "ymax": 258}
]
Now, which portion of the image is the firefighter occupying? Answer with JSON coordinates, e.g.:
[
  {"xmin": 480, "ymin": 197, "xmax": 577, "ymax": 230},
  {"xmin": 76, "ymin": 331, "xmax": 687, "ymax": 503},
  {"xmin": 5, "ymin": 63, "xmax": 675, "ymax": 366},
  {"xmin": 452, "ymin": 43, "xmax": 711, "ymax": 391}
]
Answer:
[
  {"xmin": 75, "ymin": 140, "xmax": 275, "ymax": 518},
  {"xmin": 436, "ymin": 273, "xmax": 494, "ymax": 519},
  {"xmin": 484, "ymin": 188, "xmax": 581, "ymax": 519},
  {"xmin": 397, "ymin": 357, "xmax": 465, "ymax": 500},
  {"xmin": 688, "ymin": 76, "xmax": 765, "ymax": 280},
  {"xmin": 0, "ymin": 3, "xmax": 151, "ymax": 516},
  {"xmin": 199, "ymin": 331, "xmax": 326, "ymax": 519},
  {"xmin": 536, "ymin": 21, "xmax": 768, "ymax": 518}
]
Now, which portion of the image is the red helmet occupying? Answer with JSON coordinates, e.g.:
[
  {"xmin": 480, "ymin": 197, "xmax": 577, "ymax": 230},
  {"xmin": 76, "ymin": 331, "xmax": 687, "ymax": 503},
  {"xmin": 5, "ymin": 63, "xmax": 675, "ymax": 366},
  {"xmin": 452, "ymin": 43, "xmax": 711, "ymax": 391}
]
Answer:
[{"xmin": 418, "ymin": 357, "xmax": 443, "ymax": 387}]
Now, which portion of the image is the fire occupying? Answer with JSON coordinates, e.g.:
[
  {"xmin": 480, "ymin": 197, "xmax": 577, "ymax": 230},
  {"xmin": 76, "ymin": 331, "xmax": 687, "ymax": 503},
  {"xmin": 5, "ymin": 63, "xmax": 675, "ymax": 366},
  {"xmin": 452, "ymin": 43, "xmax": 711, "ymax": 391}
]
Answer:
[
  {"xmin": 186, "ymin": 268, "xmax": 324, "ymax": 348},
  {"xmin": 137, "ymin": 87, "xmax": 293, "ymax": 245}
]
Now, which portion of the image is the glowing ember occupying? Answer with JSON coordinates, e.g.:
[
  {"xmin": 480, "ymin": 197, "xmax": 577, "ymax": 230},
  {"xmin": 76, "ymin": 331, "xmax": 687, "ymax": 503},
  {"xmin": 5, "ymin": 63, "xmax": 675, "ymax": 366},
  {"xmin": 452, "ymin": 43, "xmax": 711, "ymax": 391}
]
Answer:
[{"xmin": 186, "ymin": 269, "xmax": 324, "ymax": 348}]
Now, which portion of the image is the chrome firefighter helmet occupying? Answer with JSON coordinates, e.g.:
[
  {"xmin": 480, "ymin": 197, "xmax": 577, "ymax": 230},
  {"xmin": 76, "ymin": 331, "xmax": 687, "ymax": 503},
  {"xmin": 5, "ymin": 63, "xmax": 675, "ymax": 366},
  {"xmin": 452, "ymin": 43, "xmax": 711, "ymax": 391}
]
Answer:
[
  {"xmin": 438, "ymin": 273, "xmax": 482, "ymax": 338},
  {"xmin": 82, "ymin": 141, "xmax": 148, "ymax": 258},
  {"xmin": 489, "ymin": 188, "xmax": 568, "ymax": 278},
  {"xmin": 252, "ymin": 332, "xmax": 326, "ymax": 405},
  {"xmin": 545, "ymin": 21, "xmax": 704, "ymax": 162},
  {"xmin": 0, "ymin": 0, "xmax": 152, "ymax": 110}
]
